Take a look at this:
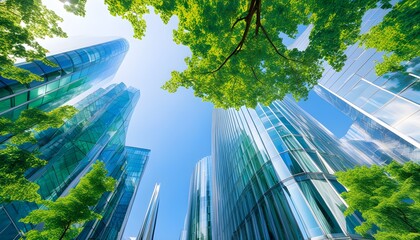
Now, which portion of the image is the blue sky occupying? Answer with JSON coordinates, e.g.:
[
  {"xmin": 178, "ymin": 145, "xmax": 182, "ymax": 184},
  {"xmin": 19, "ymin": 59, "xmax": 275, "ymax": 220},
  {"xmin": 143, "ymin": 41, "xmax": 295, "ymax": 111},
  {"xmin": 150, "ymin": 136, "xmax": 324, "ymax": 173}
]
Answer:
[{"xmin": 41, "ymin": 2, "xmax": 352, "ymax": 239}]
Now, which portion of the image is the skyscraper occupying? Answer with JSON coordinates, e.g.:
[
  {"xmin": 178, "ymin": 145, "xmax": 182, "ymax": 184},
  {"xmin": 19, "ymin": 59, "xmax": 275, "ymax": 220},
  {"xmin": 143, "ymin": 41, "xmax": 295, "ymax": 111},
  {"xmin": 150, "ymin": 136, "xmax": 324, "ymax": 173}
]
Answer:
[
  {"xmin": 0, "ymin": 38, "xmax": 128, "ymax": 120},
  {"xmin": 137, "ymin": 183, "xmax": 160, "ymax": 240},
  {"xmin": 212, "ymin": 98, "xmax": 367, "ymax": 239},
  {"xmin": 293, "ymin": 7, "xmax": 420, "ymax": 162},
  {"xmin": 0, "ymin": 83, "xmax": 150, "ymax": 240},
  {"xmin": 181, "ymin": 156, "xmax": 212, "ymax": 240}
]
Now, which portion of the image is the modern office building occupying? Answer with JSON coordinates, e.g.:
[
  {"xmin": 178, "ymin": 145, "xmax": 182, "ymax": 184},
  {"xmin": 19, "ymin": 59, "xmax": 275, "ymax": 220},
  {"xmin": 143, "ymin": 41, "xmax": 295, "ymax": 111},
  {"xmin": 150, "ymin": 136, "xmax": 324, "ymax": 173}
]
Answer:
[
  {"xmin": 0, "ymin": 38, "xmax": 129, "ymax": 120},
  {"xmin": 293, "ymin": 7, "xmax": 420, "ymax": 162},
  {"xmin": 137, "ymin": 183, "xmax": 160, "ymax": 240},
  {"xmin": 181, "ymin": 157, "xmax": 212, "ymax": 240},
  {"xmin": 0, "ymin": 83, "xmax": 150, "ymax": 240},
  {"xmin": 212, "ymin": 98, "xmax": 368, "ymax": 239}
]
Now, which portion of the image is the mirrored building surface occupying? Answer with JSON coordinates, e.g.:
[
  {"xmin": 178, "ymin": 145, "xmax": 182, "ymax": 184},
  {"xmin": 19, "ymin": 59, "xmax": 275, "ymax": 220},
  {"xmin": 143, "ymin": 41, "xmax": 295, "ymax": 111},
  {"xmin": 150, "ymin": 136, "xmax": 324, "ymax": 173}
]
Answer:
[
  {"xmin": 293, "ymin": 7, "xmax": 420, "ymax": 162},
  {"xmin": 0, "ymin": 83, "xmax": 150, "ymax": 240},
  {"xmin": 137, "ymin": 183, "xmax": 160, "ymax": 240},
  {"xmin": 181, "ymin": 156, "xmax": 212, "ymax": 240},
  {"xmin": 212, "ymin": 99, "xmax": 367, "ymax": 239},
  {"xmin": 0, "ymin": 38, "xmax": 128, "ymax": 120}
]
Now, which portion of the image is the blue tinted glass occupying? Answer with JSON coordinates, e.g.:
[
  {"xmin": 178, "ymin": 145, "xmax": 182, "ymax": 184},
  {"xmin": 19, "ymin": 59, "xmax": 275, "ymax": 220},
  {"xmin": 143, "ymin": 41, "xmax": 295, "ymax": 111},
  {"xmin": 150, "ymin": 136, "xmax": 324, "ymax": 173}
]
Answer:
[
  {"xmin": 17, "ymin": 62, "xmax": 44, "ymax": 76},
  {"xmin": 401, "ymin": 82, "xmax": 420, "ymax": 104},
  {"xmin": 360, "ymin": 90, "xmax": 394, "ymax": 113},
  {"xmin": 65, "ymin": 51, "xmax": 83, "ymax": 70},
  {"xmin": 52, "ymin": 54, "xmax": 74, "ymax": 74},
  {"xmin": 33, "ymin": 57, "xmax": 61, "ymax": 81},
  {"xmin": 382, "ymin": 73, "xmax": 416, "ymax": 94},
  {"xmin": 75, "ymin": 50, "xmax": 90, "ymax": 64}
]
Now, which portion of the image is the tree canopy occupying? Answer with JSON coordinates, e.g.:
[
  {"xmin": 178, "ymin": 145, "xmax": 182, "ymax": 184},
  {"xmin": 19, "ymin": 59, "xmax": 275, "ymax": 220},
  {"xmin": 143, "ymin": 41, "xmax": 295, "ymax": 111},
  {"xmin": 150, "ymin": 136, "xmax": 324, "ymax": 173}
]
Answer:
[
  {"xmin": 336, "ymin": 161, "xmax": 420, "ymax": 239},
  {"xmin": 159, "ymin": 0, "xmax": 398, "ymax": 108},
  {"xmin": 0, "ymin": 106, "xmax": 77, "ymax": 203},
  {"xmin": 21, "ymin": 161, "xmax": 115, "ymax": 240},
  {"xmin": 1, "ymin": 0, "xmax": 417, "ymax": 108},
  {"xmin": 359, "ymin": 0, "xmax": 420, "ymax": 75},
  {"xmin": 0, "ymin": 0, "xmax": 67, "ymax": 84}
]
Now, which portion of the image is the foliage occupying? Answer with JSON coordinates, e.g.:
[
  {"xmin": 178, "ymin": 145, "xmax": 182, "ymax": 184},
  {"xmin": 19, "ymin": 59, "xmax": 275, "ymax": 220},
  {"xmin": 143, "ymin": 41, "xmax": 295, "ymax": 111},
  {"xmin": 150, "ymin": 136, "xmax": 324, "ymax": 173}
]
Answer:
[
  {"xmin": 21, "ymin": 161, "xmax": 116, "ymax": 240},
  {"xmin": 160, "ymin": 0, "xmax": 395, "ymax": 108},
  {"xmin": 2, "ymin": 0, "xmax": 416, "ymax": 108},
  {"xmin": 0, "ymin": 0, "xmax": 149, "ymax": 84},
  {"xmin": 61, "ymin": 0, "xmax": 149, "ymax": 39},
  {"xmin": 336, "ymin": 161, "xmax": 420, "ymax": 239},
  {"xmin": 0, "ymin": 146, "xmax": 46, "ymax": 203},
  {"xmin": 0, "ymin": 106, "xmax": 77, "ymax": 203},
  {"xmin": 0, "ymin": 0, "xmax": 67, "ymax": 84},
  {"xmin": 359, "ymin": 0, "xmax": 420, "ymax": 75},
  {"xmin": 60, "ymin": 0, "xmax": 88, "ymax": 16}
]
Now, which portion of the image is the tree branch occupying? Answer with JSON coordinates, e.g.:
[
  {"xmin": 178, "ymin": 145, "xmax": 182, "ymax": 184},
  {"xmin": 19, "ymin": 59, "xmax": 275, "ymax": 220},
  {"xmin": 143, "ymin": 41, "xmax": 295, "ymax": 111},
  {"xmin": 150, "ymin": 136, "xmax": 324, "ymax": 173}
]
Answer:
[
  {"xmin": 58, "ymin": 222, "xmax": 71, "ymax": 240},
  {"xmin": 259, "ymin": 25, "xmax": 302, "ymax": 63},
  {"xmin": 209, "ymin": 0, "xmax": 302, "ymax": 74},
  {"xmin": 209, "ymin": 0, "xmax": 258, "ymax": 73},
  {"xmin": 251, "ymin": 66, "xmax": 263, "ymax": 84}
]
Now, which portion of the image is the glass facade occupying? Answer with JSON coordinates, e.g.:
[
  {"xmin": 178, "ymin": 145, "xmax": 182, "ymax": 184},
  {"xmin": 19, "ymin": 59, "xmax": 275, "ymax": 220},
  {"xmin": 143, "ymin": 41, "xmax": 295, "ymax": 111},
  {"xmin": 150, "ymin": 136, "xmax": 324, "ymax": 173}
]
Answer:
[
  {"xmin": 181, "ymin": 157, "xmax": 212, "ymax": 240},
  {"xmin": 137, "ymin": 183, "xmax": 160, "ymax": 240},
  {"xmin": 0, "ymin": 83, "xmax": 150, "ymax": 240},
  {"xmin": 0, "ymin": 38, "xmax": 129, "ymax": 120},
  {"xmin": 212, "ymin": 98, "xmax": 367, "ymax": 239},
  {"xmin": 293, "ymin": 6, "xmax": 420, "ymax": 162}
]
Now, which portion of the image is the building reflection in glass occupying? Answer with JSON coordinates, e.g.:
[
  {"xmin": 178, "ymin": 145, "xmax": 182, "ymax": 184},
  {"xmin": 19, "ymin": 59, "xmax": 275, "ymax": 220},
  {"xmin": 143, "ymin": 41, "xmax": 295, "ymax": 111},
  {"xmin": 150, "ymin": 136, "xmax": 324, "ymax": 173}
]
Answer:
[{"xmin": 212, "ymin": 98, "xmax": 367, "ymax": 239}]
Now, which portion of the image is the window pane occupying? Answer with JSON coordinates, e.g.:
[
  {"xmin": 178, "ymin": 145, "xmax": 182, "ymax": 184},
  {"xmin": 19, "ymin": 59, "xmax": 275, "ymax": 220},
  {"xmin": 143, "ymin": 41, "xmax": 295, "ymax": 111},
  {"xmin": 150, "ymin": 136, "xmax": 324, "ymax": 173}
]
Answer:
[
  {"xmin": 15, "ymin": 93, "xmax": 28, "ymax": 106},
  {"xmin": 360, "ymin": 90, "xmax": 394, "ymax": 113},
  {"xmin": 46, "ymin": 81, "xmax": 60, "ymax": 92},
  {"xmin": 59, "ymin": 76, "xmax": 71, "ymax": 87},
  {"xmin": 28, "ymin": 98, "xmax": 44, "ymax": 108},
  {"xmin": 381, "ymin": 73, "xmax": 416, "ymax": 94},
  {"xmin": 30, "ymin": 86, "xmax": 46, "ymax": 100},
  {"xmin": 401, "ymin": 82, "xmax": 420, "ymax": 104},
  {"xmin": 374, "ymin": 97, "xmax": 419, "ymax": 125},
  {"xmin": 52, "ymin": 54, "xmax": 74, "ymax": 74},
  {"xmin": 0, "ymin": 99, "xmax": 11, "ymax": 112}
]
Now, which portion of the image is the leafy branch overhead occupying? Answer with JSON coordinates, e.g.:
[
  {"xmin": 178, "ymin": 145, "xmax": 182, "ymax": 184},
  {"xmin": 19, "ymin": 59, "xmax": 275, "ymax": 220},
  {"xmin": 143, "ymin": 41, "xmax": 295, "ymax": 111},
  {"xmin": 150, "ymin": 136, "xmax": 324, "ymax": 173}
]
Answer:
[
  {"xmin": 359, "ymin": 0, "xmax": 420, "ymax": 75},
  {"xmin": 0, "ymin": 0, "xmax": 67, "ymax": 84},
  {"xmin": 0, "ymin": 106, "xmax": 77, "ymax": 203},
  {"xmin": 161, "ymin": 0, "xmax": 401, "ymax": 108},
  {"xmin": 1, "ymin": 0, "xmax": 418, "ymax": 108}
]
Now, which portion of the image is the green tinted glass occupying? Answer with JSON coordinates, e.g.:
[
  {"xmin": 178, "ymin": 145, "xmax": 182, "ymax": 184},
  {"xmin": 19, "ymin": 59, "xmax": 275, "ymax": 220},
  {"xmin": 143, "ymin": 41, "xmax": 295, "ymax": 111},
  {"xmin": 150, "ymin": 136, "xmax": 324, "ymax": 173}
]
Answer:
[{"xmin": 15, "ymin": 92, "xmax": 28, "ymax": 105}]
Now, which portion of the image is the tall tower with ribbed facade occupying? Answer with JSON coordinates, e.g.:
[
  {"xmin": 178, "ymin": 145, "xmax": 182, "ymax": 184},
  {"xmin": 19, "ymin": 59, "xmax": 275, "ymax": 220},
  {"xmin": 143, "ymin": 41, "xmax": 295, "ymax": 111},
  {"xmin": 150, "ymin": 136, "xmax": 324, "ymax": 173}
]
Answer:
[
  {"xmin": 211, "ymin": 98, "xmax": 368, "ymax": 239},
  {"xmin": 181, "ymin": 156, "xmax": 212, "ymax": 240},
  {"xmin": 137, "ymin": 183, "xmax": 160, "ymax": 240}
]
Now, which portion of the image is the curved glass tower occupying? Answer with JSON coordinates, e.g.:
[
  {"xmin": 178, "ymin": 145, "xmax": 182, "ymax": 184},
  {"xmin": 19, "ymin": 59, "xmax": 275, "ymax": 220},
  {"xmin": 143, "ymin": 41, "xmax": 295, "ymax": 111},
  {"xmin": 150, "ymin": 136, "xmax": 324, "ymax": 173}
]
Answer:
[
  {"xmin": 0, "ymin": 38, "xmax": 129, "ymax": 120},
  {"xmin": 212, "ymin": 98, "xmax": 367, "ymax": 239},
  {"xmin": 0, "ymin": 83, "xmax": 150, "ymax": 240},
  {"xmin": 181, "ymin": 156, "xmax": 212, "ymax": 240}
]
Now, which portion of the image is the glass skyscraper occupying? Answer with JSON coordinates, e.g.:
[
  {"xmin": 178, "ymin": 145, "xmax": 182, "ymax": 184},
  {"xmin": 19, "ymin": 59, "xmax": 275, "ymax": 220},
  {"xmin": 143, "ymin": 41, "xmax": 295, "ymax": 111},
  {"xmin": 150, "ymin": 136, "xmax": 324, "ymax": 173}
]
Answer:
[
  {"xmin": 137, "ymin": 183, "xmax": 160, "ymax": 240},
  {"xmin": 0, "ymin": 38, "xmax": 128, "ymax": 120},
  {"xmin": 212, "ymin": 98, "xmax": 368, "ymax": 239},
  {"xmin": 293, "ymin": 7, "xmax": 419, "ymax": 162},
  {"xmin": 0, "ymin": 83, "xmax": 150, "ymax": 240},
  {"xmin": 181, "ymin": 156, "xmax": 212, "ymax": 240}
]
